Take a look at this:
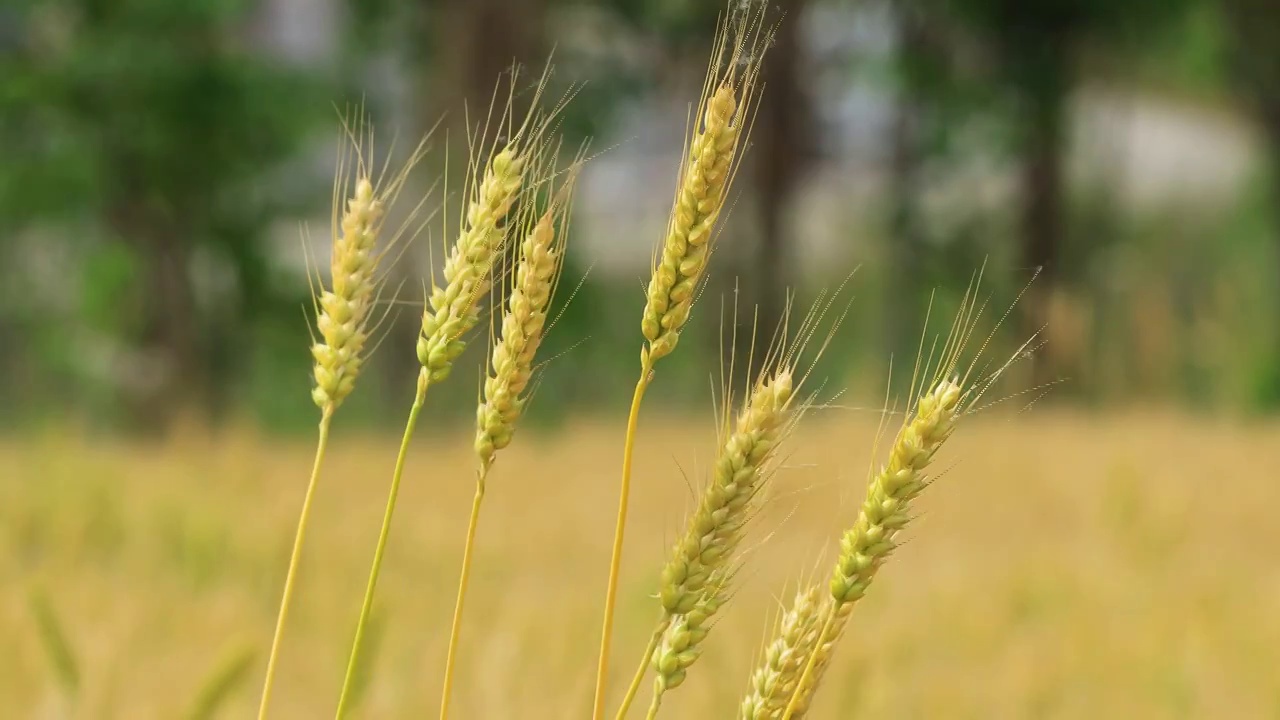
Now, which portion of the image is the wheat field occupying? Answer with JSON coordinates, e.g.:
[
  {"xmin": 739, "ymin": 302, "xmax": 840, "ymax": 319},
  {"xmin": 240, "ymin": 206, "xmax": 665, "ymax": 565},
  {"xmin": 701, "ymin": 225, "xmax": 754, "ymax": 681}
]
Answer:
[{"xmin": 4, "ymin": 410, "xmax": 1278, "ymax": 718}]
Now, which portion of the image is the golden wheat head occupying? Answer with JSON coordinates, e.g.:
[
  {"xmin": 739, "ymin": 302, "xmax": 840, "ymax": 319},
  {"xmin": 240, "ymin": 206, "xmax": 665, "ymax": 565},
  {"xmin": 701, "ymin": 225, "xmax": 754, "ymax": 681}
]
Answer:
[
  {"xmin": 418, "ymin": 68, "xmax": 563, "ymax": 385},
  {"xmin": 310, "ymin": 115, "xmax": 431, "ymax": 412},
  {"xmin": 474, "ymin": 153, "xmax": 581, "ymax": 470},
  {"xmin": 640, "ymin": 6, "xmax": 772, "ymax": 365}
]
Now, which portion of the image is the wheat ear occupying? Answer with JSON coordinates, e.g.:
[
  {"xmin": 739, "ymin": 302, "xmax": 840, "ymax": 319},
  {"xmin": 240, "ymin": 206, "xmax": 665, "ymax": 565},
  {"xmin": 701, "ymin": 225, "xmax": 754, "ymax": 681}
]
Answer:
[
  {"xmin": 738, "ymin": 585, "xmax": 826, "ymax": 720},
  {"xmin": 772, "ymin": 265, "xmax": 1044, "ymax": 719},
  {"xmin": 438, "ymin": 156, "xmax": 580, "ymax": 720},
  {"xmin": 335, "ymin": 69, "xmax": 562, "ymax": 718},
  {"xmin": 617, "ymin": 269, "xmax": 855, "ymax": 720},
  {"xmin": 592, "ymin": 7, "xmax": 772, "ymax": 716},
  {"xmin": 777, "ymin": 378, "xmax": 962, "ymax": 720},
  {"xmin": 620, "ymin": 365, "xmax": 794, "ymax": 719},
  {"xmin": 259, "ymin": 114, "xmax": 429, "ymax": 720}
]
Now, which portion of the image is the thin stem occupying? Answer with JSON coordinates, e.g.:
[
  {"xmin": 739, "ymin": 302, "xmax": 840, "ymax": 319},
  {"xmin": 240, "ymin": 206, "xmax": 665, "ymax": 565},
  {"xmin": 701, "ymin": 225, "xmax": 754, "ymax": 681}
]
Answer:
[
  {"xmin": 615, "ymin": 619, "xmax": 668, "ymax": 720},
  {"xmin": 780, "ymin": 604, "xmax": 838, "ymax": 720},
  {"xmin": 644, "ymin": 691, "xmax": 663, "ymax": 720},
  {"xmin": 591, "ymin": 360, "xmax": 653, "ymax": 720},
  {"xmin": 335, "ymin": 370, "xmax": 430, "ymax": 718},
  {"xmin": 438, "ymin": 466, "xmax": 489, "ymax": 720},
  {"xmin": 258, "ymin": 407, "xmax": 334, "ymax": 720}
]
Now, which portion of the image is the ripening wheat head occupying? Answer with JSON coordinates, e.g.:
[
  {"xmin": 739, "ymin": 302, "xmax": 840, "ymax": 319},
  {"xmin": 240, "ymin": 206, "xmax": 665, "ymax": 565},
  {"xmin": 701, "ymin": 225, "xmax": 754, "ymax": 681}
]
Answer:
[
  {"xmin": 739, "ymin": 584, "xmax": 826, "ymax": 720},
  {"xmin": 659, "ymin": 365, "xmax": 794, "ymax": 617},
  {"xmin": 474, "ymin": 153, "xmax": 582, "ymax": 470},
  {"xmin": 418, "ymin": 68, "xmax": 566, "ymax": 384},
  {"xmin": 311, "ymin": 116, "xmax": 432, "ymax": 412},
  {"xmin": 766, "ymin": 273, "xmax": 1044, "ymax": 719},
  {"xmin": 623, "ymin": 285, "xmax": 854, "ymax": 719},
  {"xmin": 640, "ymin": 6, "xmax": 772, "ymax": 364}
]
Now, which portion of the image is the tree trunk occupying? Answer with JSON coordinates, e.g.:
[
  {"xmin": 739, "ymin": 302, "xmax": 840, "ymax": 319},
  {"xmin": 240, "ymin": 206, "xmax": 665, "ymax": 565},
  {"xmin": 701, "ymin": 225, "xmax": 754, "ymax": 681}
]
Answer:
[
  {"xmin": 1012, "ymin": 33, "xmax": 1070, "ymax": 385},
  {"xmin": 1222, "ymin": 0, "xmax": 1280, "ymax": 403},
  {"xmin": 380, "ymin": 0, "xmax": 548, "ymax": 405},
  {"xmin": 110, "ymin": 202, "xmax": 200, "ymax": 432},
  {"xmin": 1258, "ymin": 104, "xmax": 1280, "ymax": 404},
  {"xmin": 751, "ymin": 0, "xmax": 810, "ymax": 377},
  {"xmin": 885, "ymin": 5, "xmax": 934, "ymax": 369}
]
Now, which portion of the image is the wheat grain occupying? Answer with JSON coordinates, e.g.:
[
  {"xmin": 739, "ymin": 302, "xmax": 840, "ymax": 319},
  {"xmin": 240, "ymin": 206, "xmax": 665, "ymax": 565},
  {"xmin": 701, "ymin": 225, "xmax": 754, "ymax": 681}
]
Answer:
[
  {"xmin": 645, "ymin": 572, "xmax": 729, "ymax": 719},
  {"xmin": 829, "ymin": 378, "xmax": 961, "ymax": 604},
  {"xmin": 776, "ymin": 379, "xmax": 964, "ymax": 720},
  {"xmin": 764, "ymin": 596, "xmax": 851, "ymax": 719}
]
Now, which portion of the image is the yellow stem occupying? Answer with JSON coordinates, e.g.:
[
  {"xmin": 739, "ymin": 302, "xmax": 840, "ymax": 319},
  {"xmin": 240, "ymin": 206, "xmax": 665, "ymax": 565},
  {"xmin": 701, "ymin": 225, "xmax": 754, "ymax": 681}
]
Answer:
[
  {"xmin": 438, "ymin": 466, "xmax": 489, "ymax": 720},
  {"xmin": 335, "ymin": 371, "xmax": 429, "ymax": 718},
  {"xmin": 258, "ymin": 407, "xmax": 334, "ymax": 720},
  {"xmin": 780, "ymin": 604, "xmax": 838, "ymax": 720},
  {"xmin": 591, "ymin": 360, "xmax": 653, "ymax": 720},
  {"xmin": 614, "ymin": 618, "xmax": 667, "ymax": 720}
]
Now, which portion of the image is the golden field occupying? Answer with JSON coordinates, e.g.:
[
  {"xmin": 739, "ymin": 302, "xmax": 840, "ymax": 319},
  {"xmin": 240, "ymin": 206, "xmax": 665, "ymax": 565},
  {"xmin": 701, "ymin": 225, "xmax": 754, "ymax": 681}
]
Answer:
[{"xmin": 3, "ymin": 410, "xmax": 1279, "ymax": 718}]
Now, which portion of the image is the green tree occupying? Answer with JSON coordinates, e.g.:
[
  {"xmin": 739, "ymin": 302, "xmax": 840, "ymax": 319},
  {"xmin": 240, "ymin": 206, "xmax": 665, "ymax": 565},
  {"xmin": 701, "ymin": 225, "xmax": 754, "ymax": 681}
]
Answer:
[{"xmin": 0, "ymin": 0, "xmax": 324, "ymax": 428}]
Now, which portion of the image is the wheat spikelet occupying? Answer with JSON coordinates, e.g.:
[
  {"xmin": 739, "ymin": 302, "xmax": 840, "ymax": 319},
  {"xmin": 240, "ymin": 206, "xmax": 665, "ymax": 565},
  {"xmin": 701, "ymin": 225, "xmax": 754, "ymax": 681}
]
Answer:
[
  {"xmin": 766, "ymin": 597, "xmax": 851, "ymax": 719},
  {"xmin": 640, "ymin": 8, "xmax": 770, "ymax": 364},
  {"xmin": 738, "ymin": 585, "xmax": 825, "ymax": 720},
  {"xmin": 474, "ymin": 162, "xmax": 578, "ymax": 469},
  {"xmin": 648, "ymin": 571, "xmax": 728, "ymax": 717},
  {"xmin": 311, "ymin": 120, "xmax": 429, "ymax": 412}
]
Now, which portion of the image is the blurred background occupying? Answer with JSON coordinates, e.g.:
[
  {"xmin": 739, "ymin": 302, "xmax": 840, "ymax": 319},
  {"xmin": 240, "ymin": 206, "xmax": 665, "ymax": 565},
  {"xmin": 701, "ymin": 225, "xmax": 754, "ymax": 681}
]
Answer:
[
  {"xmin": 3, "ymin": 0, "xmax": 1280, "ymax": 717},
  {"xmin": 4, "ymin": 0, "xmax": 1280, "ymax": 430}
]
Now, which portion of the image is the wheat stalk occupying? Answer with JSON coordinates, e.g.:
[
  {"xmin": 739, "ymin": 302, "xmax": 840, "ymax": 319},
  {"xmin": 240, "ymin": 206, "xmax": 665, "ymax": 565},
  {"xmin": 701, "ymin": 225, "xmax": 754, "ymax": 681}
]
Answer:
[
  {"xmin": 592, "ymin": 6, "xmax": 773, "ymax": 716},
  {"xmin": 335, "ymin": 67, "xmax": 564, "ymax": 718},
  {"xmin": 259, "ymin": 114, "xmax": 430, "ymax": 720},
  {"xmin": 438, "ymin": 155, "xmax": 581, "ymax": 720}
]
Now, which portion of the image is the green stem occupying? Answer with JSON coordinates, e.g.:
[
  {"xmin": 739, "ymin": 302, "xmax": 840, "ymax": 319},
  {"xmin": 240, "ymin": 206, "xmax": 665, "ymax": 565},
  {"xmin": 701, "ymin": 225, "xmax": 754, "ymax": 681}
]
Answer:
[
  {"xmin": 335, "ymin": 371, "xmax": 429, "ymax": 718},
  {"xmin": 438, "ymin": 467, "xmax": 488, "ymax": 720},
  {"xmin": 258, "ymin": 407, "xmax": 334, "ymax": 720},
  {"xmin": 615, "ymin": 619, "xmax": 667, "ymax": 720},
  {"xmin": 591, "ymin": 360, "xmax": 653, "ymax": 719},
  {"xmin": 644, "ymin": 690, "xmax": 663, "ymax": 720}
]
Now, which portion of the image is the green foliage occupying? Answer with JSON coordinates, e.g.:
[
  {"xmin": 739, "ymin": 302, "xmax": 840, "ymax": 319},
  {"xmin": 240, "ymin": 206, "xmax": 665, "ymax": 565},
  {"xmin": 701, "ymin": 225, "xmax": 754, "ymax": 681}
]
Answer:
[
  {"xmin": 187, "ymin": 644, "xmax": 257, "ymax": 720},
  {"xmin": 0, "ymin": 0, "xmax": 328, "ymax": 423},
  {"xmin": 28, "ymin": 588, "xmax": 81, "ymax": 704}
]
